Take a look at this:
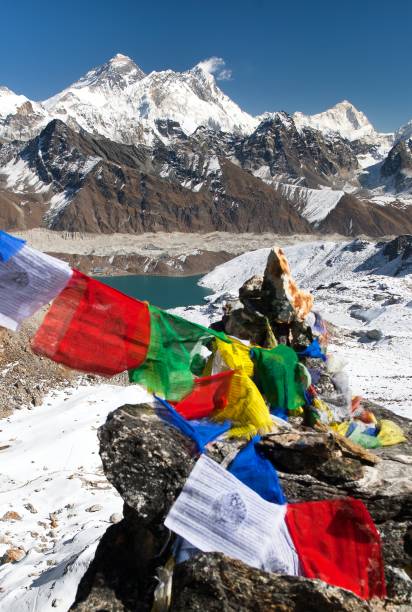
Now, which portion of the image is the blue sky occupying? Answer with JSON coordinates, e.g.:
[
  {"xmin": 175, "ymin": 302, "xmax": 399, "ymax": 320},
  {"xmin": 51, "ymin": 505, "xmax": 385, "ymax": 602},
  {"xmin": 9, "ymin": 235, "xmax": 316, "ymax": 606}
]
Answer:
[{"xmin": 1, "ymin": 0, "xmax": 411, "ymax": 132}]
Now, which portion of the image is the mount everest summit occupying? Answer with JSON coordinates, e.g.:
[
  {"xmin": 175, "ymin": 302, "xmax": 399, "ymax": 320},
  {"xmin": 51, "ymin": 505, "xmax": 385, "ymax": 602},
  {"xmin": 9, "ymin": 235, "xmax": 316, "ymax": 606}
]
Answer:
[
  {"xmin": 0, "ymin": 54, "xmax": 257, "ymax": 144},
  {"xmin": 0, "ymin": 53, "xmax": 411, "ymax": 236}
]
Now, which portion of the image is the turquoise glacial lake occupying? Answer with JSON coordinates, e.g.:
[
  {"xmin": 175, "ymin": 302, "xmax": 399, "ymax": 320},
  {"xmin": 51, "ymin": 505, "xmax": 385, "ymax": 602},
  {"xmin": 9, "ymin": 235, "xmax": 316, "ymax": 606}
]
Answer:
[{"xmin": 98, "ymin": 274, "xmax": 212, "ymax": 310}]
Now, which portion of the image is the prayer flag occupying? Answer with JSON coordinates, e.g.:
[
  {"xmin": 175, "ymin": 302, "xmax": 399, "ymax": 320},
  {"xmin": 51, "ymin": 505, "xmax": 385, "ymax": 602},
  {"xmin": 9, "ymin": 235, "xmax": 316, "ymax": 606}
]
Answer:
[
  {"xmin": 129, "ymin": 305, "xmax": 229, "ymax": 401},
  {"xmin": 165, "ymin": 455, "xmax": 299, "ymax": 574},
  {"xmin": 285, "ymin": 498, "xmax": 386, "ymax": 600},
  {"xmin": 172, "ymin": 370, "xmax": 234, "ymax": 420},
  {"xmin": 31, "ymin": 270, "xmax": 150, "ymax": 376},
  {"xmin": 210, "ymin": 338, "xmax": 273, "ymax": 439},
  {"xmin": 213, "ymin": 371, "xmax": 274, "ymax": 439},
  {"xmin": 252, "ymin": 344, "xmax": 305, "ymax": 412},
  {"xmin": 228, "ymin": 436, "xmax": 286, "ymax": 505},
  {"xmin": 0, "ymin": 230, "xmax": 26, "ymax": 262},
  {"xmin": 0, "ymin": 243, "xmax": 72, "ymax": 331},
  {"xmin": 155, "ymin": 396, "xmax": 231, "ymax": 454}
]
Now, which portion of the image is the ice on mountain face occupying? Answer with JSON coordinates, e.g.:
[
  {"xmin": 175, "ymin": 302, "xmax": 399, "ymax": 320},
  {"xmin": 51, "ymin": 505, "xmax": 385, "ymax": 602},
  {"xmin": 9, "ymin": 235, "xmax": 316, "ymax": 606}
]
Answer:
[
  {"xmin": 44, "ymin": 155, "xmax": 101, "ymax": 222},
  {"xmin": 395, "ymin": 119, "xmax": 412, "ymax": 143},
  {"xmin": 0, "ymin": 87, "xmax": 30, "ymax": 116},
  {"xmin": 0, "ymin": 87, "xmax": 50, "ymax": 142},
  {"xmin": 255, "ymin": 111, "xmax": 295, "ymax": 129},
  {"xmin": 0, "ymin": 157, "xmax": 49, "ymax": 194},
  {"xmin": 55, "ymin": 54, "xmax": 145, "ymax": 96},
  {"xmin": 359, "ymin": 138, "xmax": 412, "ymax": 200},
  {"xmin": 131, "ymin": 67, "xmax": 257, "ymax": 137},
  {"xmin": 292, "ymin": 101, "xmax": 395, "ymax": 172},
  {"xmin": 46, "ymin": 190, "xmax": 73, "ymax": 220}
]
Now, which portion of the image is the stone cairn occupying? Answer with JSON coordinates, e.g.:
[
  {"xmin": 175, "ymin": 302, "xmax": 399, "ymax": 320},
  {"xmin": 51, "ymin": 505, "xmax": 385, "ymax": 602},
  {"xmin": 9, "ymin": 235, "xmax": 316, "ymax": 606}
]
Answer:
[{"xmin": 70, "ymin": 247, "xmax": 412, "ymax": 612}]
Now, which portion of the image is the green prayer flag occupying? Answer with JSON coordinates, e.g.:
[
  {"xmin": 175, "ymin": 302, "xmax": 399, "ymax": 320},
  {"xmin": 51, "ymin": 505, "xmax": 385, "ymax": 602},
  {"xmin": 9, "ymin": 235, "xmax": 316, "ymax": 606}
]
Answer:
[
  {"xmin": 129, "ymin": 305, "xmax": 229, "ymax": 401},
  {"xmin": 252, "ymin": 344, "xmax": 305, "ymax": 411}
]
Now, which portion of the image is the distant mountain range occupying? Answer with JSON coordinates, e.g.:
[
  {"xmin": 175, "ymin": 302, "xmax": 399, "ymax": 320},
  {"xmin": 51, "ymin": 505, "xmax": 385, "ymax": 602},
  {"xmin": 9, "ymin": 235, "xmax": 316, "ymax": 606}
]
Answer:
[{"xmin": 0, "ymin": 53, "xmax": 411, "ymax": 236}]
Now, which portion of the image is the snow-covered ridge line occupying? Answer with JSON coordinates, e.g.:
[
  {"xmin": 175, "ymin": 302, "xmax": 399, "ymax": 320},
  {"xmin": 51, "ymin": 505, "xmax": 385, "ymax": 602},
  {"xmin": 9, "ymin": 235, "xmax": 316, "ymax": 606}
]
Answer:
[
  {"xmin": 0, "ymin": 53, "xmax": 404, "ymax": 149},
  {"xmin": 200, "ymin": 239, "xmax": 412, "ymax": 293},
  {"xmin": 292, "ymin": 100, "xmax": 393, "ymax": 144}
]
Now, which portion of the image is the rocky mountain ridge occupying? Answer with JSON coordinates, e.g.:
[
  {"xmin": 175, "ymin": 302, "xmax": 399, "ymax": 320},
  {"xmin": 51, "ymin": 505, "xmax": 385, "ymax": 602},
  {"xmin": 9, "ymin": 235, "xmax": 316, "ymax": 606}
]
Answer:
[
  {"xmin": 0, "ymin": 54, "xmax": 412, "ymax": 236},
  {"xmin": 1, "ymin": 116, "xmax": 412, "ymax": 236}
]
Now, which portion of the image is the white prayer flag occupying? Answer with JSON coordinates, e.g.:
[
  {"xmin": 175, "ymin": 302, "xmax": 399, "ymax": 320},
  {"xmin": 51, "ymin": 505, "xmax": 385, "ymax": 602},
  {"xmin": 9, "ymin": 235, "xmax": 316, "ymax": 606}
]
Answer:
[
  {"xmin": 165, "ymin": 455, "xmax": 300, "ymax": 574},
  {"xmin": 0, "ymin": 245, "xmax": 72, "ymax": 331}
]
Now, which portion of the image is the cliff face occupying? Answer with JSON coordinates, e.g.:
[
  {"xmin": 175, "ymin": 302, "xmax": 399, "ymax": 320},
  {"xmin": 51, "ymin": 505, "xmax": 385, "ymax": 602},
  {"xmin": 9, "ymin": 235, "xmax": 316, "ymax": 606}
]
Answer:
[
  {"xmin": 48, "ymin": 157, "xmax": 312, "ymax": 235},
  {"xmin": 70, "ymin": 402, "xmax": 412, "ymax": 611}
]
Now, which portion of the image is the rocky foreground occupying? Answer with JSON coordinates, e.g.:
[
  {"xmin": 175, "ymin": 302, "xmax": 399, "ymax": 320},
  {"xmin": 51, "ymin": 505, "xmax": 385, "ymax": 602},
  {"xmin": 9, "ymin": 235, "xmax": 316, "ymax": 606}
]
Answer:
[
  {"xmin": 68, "ymin": 400, "xmax": 412, "ymax": 611},
  {"xmin": 69, "ymin": 243, "xmax": 412, "ymax": 611},
  {"xmin": 0, "ymin": 236, "xmax": 411, "ymax": 611}
]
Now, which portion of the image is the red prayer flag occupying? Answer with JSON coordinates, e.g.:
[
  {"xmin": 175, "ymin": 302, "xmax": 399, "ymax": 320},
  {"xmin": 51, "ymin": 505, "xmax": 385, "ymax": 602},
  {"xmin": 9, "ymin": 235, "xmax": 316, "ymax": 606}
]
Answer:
[
  {"xmin": 172, "ymin": 370, "xmax": 234, "ymax": 420},
  {"xmin": 286, "ymin": 498, "xmax": 386, "ymax": 600},
  {"xmin": 31, "ymin": 270, "xmax": 150, "ymax": 376}
]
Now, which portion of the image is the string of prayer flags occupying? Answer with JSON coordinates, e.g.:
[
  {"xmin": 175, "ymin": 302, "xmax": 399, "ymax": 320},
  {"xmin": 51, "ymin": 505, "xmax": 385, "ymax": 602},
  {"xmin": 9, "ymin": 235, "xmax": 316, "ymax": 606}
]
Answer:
[
  {"xmin": 0, "ymin": 230, "xmax": 26, "ymax": 262},
  {"xmin": 212, "ymin": 336, "xmax": 255, "ymax": 376},
  {"xmin": 0, "ymin": 242, "xmax": 72, "ymax": 331},
  {"xmin": 285, "ymin": 498, "xmax": 386, "ymax": 600},
  {"xmin": 129, "ymin": 305, "xmax": 230, "ymax": 401},
  {"xmin": 172, "ymin": 370, "xmax": 234, "ymax": 420},
  {"xmin": 209, "ymin": 337, "xmax": 273, "ymax": 439},
  {"xmin": 154, "ymin": 396, "xmax": 231, "ymax": 454},
  {"xmin": 377, "ymin": 419, "xmax": 406, "ymax": 446},
  {"xmin": 31, "ymin": 270, "xmax": 150, "ymax": 376},
  {"xmin": 165, "ymin": 455, "xmax": 300, "ymax": 574}
]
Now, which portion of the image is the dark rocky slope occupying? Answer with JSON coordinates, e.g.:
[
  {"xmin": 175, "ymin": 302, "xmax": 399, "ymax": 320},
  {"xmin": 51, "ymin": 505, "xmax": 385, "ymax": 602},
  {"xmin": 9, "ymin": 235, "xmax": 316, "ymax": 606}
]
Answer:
[
  {"xmin": 50, "ymin": 157, "xmax": 311, "ymax": 234},
  {"xmin": 2, "ymin": 118, "xmax": 412, "ymax": 236},
  {"xmin": 318, "ymin": 194, "xmax": 412, "ymax": 236}
]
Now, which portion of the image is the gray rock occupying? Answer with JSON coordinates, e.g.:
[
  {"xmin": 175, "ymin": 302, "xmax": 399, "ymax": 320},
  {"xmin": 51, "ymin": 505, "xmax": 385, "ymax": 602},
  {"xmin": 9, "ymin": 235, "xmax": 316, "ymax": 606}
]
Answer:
[
  {"xmin": 365, "ymin": 329, "xmax": 383, "ymax": 341},
  {"xmin": 98, "ymin": 403, "xmax": 195, "ymax": 526},
  {"xmin": 171, "ymin": 553, "xmax": 370, "ymax": 611}
]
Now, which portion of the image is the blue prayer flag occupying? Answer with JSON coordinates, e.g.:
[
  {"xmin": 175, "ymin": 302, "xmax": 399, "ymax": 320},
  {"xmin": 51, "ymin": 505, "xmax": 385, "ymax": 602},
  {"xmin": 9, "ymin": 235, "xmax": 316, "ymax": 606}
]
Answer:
[
  {"xmin": 0, "ymin": 231, "xmax": 26, "ymax": 263},
  {"xmin": 154, "ymin": 395, "xmax": 231, "ymax": 454},
  {"xmin": 228, "ymin": 436, "xmax": 286, "ymax": 504}
]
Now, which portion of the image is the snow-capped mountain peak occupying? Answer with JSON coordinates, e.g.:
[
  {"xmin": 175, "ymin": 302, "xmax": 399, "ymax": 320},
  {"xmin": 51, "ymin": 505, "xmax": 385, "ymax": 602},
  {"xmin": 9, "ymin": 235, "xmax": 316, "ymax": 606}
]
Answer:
[
  {"xmin": 0, "ymin": 86, "xmax": 49, "ymax": 141},
  {"xmin": 293, "ymin": 100, "xmax": 377, "ymax": 141},
  {"xmin": 45, "ymin": 54, "xmax": 145, "ymax": 105},
  {"xmin": 0, "ymin": 86, "xmax": 33, "ymax": 117},
  {"xmin": 39, "ymin": 54, "xmax": 258, "ymax": 144},
  {"xmin": 73, "ymin": 53, "xmax": 145, "ymax": 90}
]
